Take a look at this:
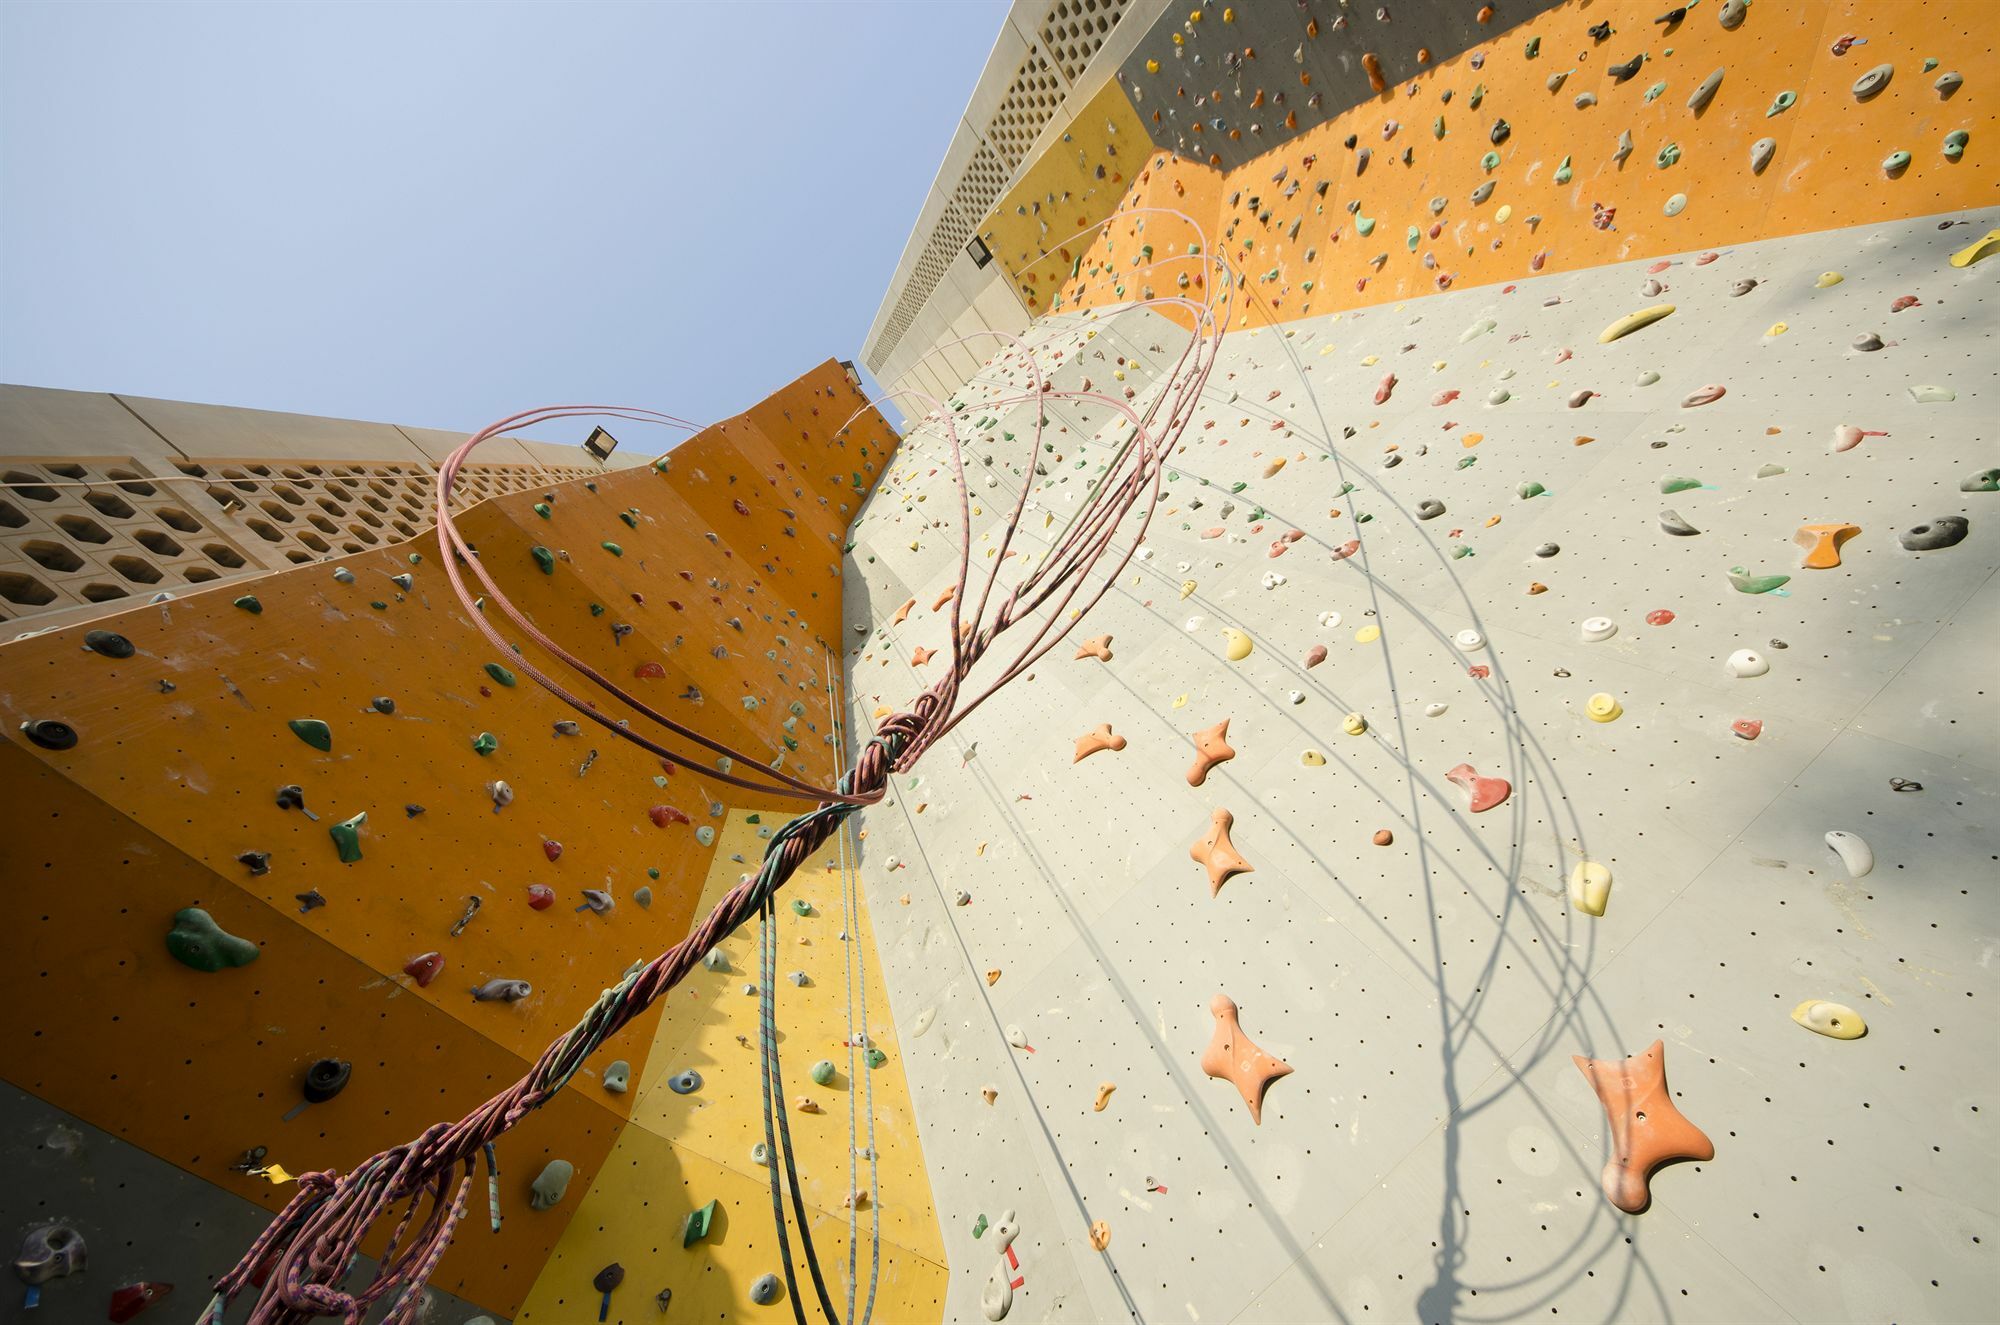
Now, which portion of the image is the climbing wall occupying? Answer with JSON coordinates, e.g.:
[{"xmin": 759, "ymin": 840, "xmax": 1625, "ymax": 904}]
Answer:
[
  {"xmin": 0, "ymin": 361, "xmax": 937, "ymax": 1321},
  {"xmin": 842, "ymin": 3, "xmax": 2000, "ymax": 1321}
]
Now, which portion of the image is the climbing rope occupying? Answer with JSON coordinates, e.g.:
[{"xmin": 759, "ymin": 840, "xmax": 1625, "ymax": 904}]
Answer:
[{"xmin": 203, "ymin": 207, "xmax": 1227, "ymax": 1322}]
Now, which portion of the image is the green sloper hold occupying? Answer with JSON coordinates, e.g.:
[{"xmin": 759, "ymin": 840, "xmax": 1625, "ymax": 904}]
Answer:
[
  {"xmin": 1554, "ymin": 156, "xmax": 1573, "ymax": 185},
  {"xmin": 533, "ymin": 502, "xmax": 552, "ymax": 519},
  {"xmin": 289, "ymin": 718, "xmax": 332, "ymax": 752},
  {"xmin": 1518, "ymin": 482, "xmax": 1547, "ymax": 499},
  {"xmin": 1962, "ymin": 469, "xmax": 2000, "ymax": 493},
  {"xmin": 809, "ymin": 1060, "xmax": 836, "ymax": 1086},
  {"xmin": 472, "ymin": 731, "xmax": 498, "ymax": 755},
  {"xmin": 683, "ymin": 1200, "xmax": 718, "ymax": 1247},
  {"xmin": 588, "ymin": 602, "xmax": 605, "ymax": 617},
  {"xmin": 1660, "ymin": 475, "xmax": 1703, "ymax": 494},
  {"xmin": 484, "ymin": 663, "xmax": 517, "ymax": 687},
  {"xmin": 167, "ymin": 907, "xmax": 259, "ymax": 971},
  {"xmin": 329, "ymin": 812, "xmax": 366, "ymax": 864},
  {"xmin": 619, "ymin": 511, "xmax": 638, "ymax": 529},
  {"xmin": 600, "ymin": 542, "xmax": 622, "ymax": 557},
  {"xmin": 744, "ymin": 813, "xmax": 761, "ymax": 824},
  {"xmin": 1729, "ymin": 566, "xmax": 1791, "ymax": 594},
  {"xmin": 531, "ymin": 546, "xmax": 555, "ymax": 575},
  {"xmin": 234, "ymin": 595, "xmax": 262, "ymax": 614},
  {"xmin": 1355, "ymin": 215, "xmax": 1375, "ymax": 237}
]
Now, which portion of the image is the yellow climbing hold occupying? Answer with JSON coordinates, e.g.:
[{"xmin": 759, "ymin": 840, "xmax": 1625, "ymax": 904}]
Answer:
[
  {"xmin": 1496, "ymin": 204, "xmax": 1512, "ymax": 223},
  {"xmin": 1766, "ymin": 322, "xmax": 1789, "ymax": 337},
  {"xmin": 1171, "ymin": 693, "xmax": 1190, "ymax": 709},
  {"xmin": 1341, "ymin": 712, "xmax": 1368, "ymax": 736},
  {"xmin": 1586, "ymin": 693, "xmax": 1624, "ymax": 722},
  {"xmin": 1462, "ymin": 432, "xmax": 1484, "ymax": 448},
  {"xmin": 1360, "ymin": 354, "xmax": 1380, "ymax": 366},
  {"xmin": 1355, "ymin": 624, "xmax": 1382, "ymax": 644},
  {"xmin": 1815, "ymin": 271, "xmax": 1844, "ymax": 288},
  {"xmin": 1792, "ymin": 1000, "xmax": 1867, "ymax": 1039},
  {"xmin": 1568, "ymin": 862, "xmax": 1612, "ymax": 917},
  {"xmin": 1179, "ymin": 580, "xmax": 1198, "ymax": 599},
  {"xmin": 1598, "ymin": 303, "xmax": 1676, "ymax": 344},
  {"xmin": 1223, "ymin": 628, "xmax": 1254, "ymax": 661},
  {"xmin": 1948, "ymin": 228, "xmax": 2000, "ymax": 268},
  {"xmin": 1300, "ymin": 749, "xmax": 1326, "ymax": 766}
]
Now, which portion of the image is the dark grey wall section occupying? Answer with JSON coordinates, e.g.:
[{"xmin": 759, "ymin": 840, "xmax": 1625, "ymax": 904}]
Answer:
[
  {"xmin": 1117, "ymin": 0, "xmax": 1569, "ymax": 171},
  {"xmin": 0, "ymin": 1085, "xmax": 503, "ymax": 1325}
]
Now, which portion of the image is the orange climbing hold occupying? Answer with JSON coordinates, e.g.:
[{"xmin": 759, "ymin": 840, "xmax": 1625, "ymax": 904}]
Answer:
[
  {"xmin": 891, "ymin": 598, "xmax": 915, "ymax": 626},
  {"xmin": 911, "ymin": 646, "xmax": 936, "ymax": 667},
  {"xmin": 1794, "ymin": 522, "xmax": 1861, "ymax": 569},
  {"xmin": 1186, "ymin": 719, "xmax": 1236, "ymax": 787},
  {"xmin": 1190, "ymin": 808, "xmax": 1253, "ymax": 894},
  {"xmin": 1075, "ymin": 634, "xmax": 1114, "ymax": 662},
  {"xmin": 931, "ymin": 583, "xmax": 958, "ymax": 611},
  {"xmin": 1362, "ymin": 52, "xmax": 1385, "ymax": 94},
  {"xmin": 1200, "ymin": 994, "xmax": 1292, "ymax": 1124},
  {"xmin": 1573, "ymin": 1040, "xmax": 1715, "ymax": 1213},
  {"xmin": 1073, "ymin": 723, "xmax": 1128, "ymax": 763}
]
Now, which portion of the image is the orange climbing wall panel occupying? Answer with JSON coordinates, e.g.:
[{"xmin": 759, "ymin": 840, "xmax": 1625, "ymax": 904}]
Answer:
[
  {"xmin": 1052, "ymin": 0, "xmax": 1991, "ymax": 326},
  {"xmin": 0, "ymin": 360, "xmax": 898, "ymax": 1319}
]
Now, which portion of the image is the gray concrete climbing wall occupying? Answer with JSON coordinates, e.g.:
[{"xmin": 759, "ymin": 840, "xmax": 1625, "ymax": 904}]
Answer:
[{"xmin": 841, "ymin": 205, "xmax": 1997, "ymax": 1322}]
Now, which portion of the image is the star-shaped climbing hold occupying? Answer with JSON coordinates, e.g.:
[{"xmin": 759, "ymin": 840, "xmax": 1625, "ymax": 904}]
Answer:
[{"xmin": 1200, "ymin": 994, "xmax": 1292, "ymax": 1124}]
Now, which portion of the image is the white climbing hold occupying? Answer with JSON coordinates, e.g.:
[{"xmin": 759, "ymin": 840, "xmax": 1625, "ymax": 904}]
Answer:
[
  {"xmin": 1792, "ymin": 1000, "xmax": 1867, "ymax": 1039},
  {"xmin": 1453, "ymin": 628, "xmax": 1487, "ymax": 652},
  {"xmin": 1825, "ymin": 830, "xmax": 1874, "ymax": 878},
  {"xmin": 1005, "ymin": 1025, "xmax": 1028, "ymax": 1049},
  {"xmin": 1727, "ymin": 649, "xmax": 1770, "ymax": 678},
  {"xmin": 1580, "ymin": 617, "xmax": 1617, "ymax": 643}
]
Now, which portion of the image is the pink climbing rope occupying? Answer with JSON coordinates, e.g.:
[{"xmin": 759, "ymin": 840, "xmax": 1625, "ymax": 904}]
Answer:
[{"xmin": 206, "ymin": 212, "xmax": 1229, "ymax": 1324}]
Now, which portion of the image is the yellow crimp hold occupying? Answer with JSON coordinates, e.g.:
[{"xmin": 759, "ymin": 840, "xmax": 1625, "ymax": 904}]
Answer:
[
  {"xmin": 1949, "ymin": 228, "xmax": 2000, "ymax": 268},
  {"xmin": 1598, "ymin": 303, "xmax": 1676, "ymax": 344}
]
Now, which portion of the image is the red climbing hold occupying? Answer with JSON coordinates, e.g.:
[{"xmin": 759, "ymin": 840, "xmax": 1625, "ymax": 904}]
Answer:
[
  {"xmin": 1445, "ymin": 762, "xmax": 1512, "ymax": 812},
  {"xmin": 634, "ymin": 661, "xmax": 667, "ymax": 680},
  {"xmin": 403, "ymin": 952, "xmax": 445, "ymax": 987},
  {"xmin": 1645, "ymin": 609, "xmax": 1676, "ymax": 626},
  {"xmin": 733, "ymin": 499, "xmax": 750, "ymax": 516},
  {"xmin": 649, "ymin": 805, "xmax": 691, "ymax": 827},
  {"xmin": 1374, "ymin": 372, "xmax": 1398, "ymax": 405},
  {"xmin": 1732, "ymin": 719, "xmax": 1763, "ymax": 741},
  {"xmin": 542, "ymin": 839, "xmax": 563, "ymax": 863},
  {"xmin": 109, "ymin": 1283, "xmax": 174, "ymax": 1322},
  {"xmin": 527, "ymin": 885, "xmax": 556, "ymax": 910}
]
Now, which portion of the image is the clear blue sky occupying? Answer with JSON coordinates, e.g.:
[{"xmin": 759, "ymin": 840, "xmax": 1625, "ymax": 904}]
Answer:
[{"xmin": 0, "ymin": 1, "xmax": 1009, "ymax": 442}]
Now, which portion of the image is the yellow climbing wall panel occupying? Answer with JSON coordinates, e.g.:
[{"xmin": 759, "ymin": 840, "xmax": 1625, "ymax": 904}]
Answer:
[
  {"xmin": 514, "ymin": 807, "xmax": 946, "ymax": 1321},
  {"xmin": 0, "ymin": 360, "xmax": 904, "ymax": 1319},
  {"xmin": 1055, "ymin": 0, "xmax": 1990, "ymax": 324}
]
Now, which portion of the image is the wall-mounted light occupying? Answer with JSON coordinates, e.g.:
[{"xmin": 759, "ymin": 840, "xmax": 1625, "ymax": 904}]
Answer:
[{"xmin": 583, "ymin": 426, "xmax": 619, "ymax": 463}]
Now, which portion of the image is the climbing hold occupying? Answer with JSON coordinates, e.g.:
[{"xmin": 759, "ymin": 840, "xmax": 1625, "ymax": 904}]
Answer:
[
  {"xmin": 233, "ymin": 594, "xmax": 262, "ymax": 614},
  {"xmin": 1944, "ymin": 129, "xmax": 1969, "ymax": 159},
  {"xmin": 1586, "ymin": 694, "xmax": 1623, "ymax": 723},
  {"xmin": 471, "ymin": 731, "xmax": 498, "ymax": 755},
  {"xmin": 809, "ymin": 1059, "xmax": 837, "ymax": 1086},
  {"xmin": 1341, "ymin": 712, "xmax": 1368, "ymax": 736},
  {"xmin": 1687, "ymin": 68, "xmax": 1724, "ymax": 112},
  {"xmin": 1829, "ymin": 424, "xmax": 1887, "ymax": 452},
  {"xmin": 370, "ymin": 696, "xmax": 396, "ymax": 714},
  {"xmin": 1190, "ymin": 808, "xmax": 1252, "ymax": 895},
  {"xmin": 1852, "ymin": 62, "xmax": 1893, "ymax": 100},
  {"xmin": 1570, "ymin": 861, "xmax": 1613, "ymax": 916},
  {"xmin": 1960, "ymin": 469, "xmax": 2000, "ymax": 493},
  {"xmin": 1792, "ymin": 1001, "xmax": 1867, "ymax": 1039},
  {"xmin": 1444, "ymin": 763, "xmax": 1511, "ymax": 813},
  {"xmin": 1658, "ymin": 510, "xmax": 1701, "ymax": 537},
  {"xmin": 1681, "ymin": 384, "xmax": 1726, "ymax": 408},
  {"xmin": 403, "ymin": 952, "xmax": 445, "ymax": 987},
  {"xmin": 19, "ymin": 718, "xmax": 78, "ymax": 751},
  {"xmin": 1749, "ymin": 137, "xmax": 1776, "ymax": 174},
  {"xmin": 1727, "ymin": 649, "xmax": 1770, "ymax": 678},
  {"xmin": 668, "ymin": 1068, "xmax": 704, "ymax": 1093},
  {"xmin": 1600, "ymin": 304, "xmax": 1675, "ymax": 343},
  {"xmin": 1719, "ymin": 0, "xmax": 1746, "ymax": 27},
  {"xmin": 1656, "ymin": 143, "xmax": 1681, "ymax": 168},
  {"xmin": 1899, "ymin": 517, "xmax": 1969, "ymax": 551},
  {"xmin": 526, "ymin": 884, "xmax": 555, "ymax": 911},
  {"xmin": 1301, "ymin": 749, "xmax": 1326, "ymax": 767},
  {"xmin": 12, "ymin": 1222, "xmax": 85, "ymax": 1287},
  {"xmin": 1574, "ymin": 1041, "xmax": 1713, "ymax": 1212},
  {"xmin": 1794, "ymin": 522, "xmax": 1861, "ymax": 568},
  {"xmin": 1936, "ymin": 70, "xmax": 1964, "ymax": 97},
  {"xmin": 1647, "ymin": 610, "xmax": 1676, "ymax": 626},
  {"xmin": 1732, "ymin": 719, "xmax": 1763, "ymax": 740},
  {"xmin": 1581, "ymin": 617, "xmax": 1618, "ymax": 643},
  {"xmin": 1074, "ymin": 723, "xmax": 1127, "ymax": 763},
  {"xmin": 1201, "ymin": 994, "xmax": 1292, "ymax": 1124},
  {"xmin": 288, "ymin": 718, "xmax": 332, "ymax": 752},
  {"xmin": 1664, "ymin": 193, "xmax": 1688, "ymax": 217},
  {"xmin": 484, "ymin": 662, "xmax": 517, "ymax": 687},
  {"xmin": 1825, "ymin": 830, "xmax": 1875, "ymax": 877},
  {"xmin": 1304, "ymin": 644, "xmax": 1327, "ymax": 668},
  {"xmin": 530, "ymin": 546, "xmax": 555, "ymax": 574},
  {"xmin": 1908, "ymin": 384, "xmax": 1957, "ymax": 402},
  {"xmin": 328, "ymin": 812, "xmax": 366, "ymax": 864},
  {"xmin": 1728, "ymin": 567, "xmax": 1790, "ymax": 595},
  {"xmin": 750, "ymin": 1273, "xmax": 783, "ymax": 1306},
  {"xmin": 1093, "ymin": 1081, "xmax": 1117, "ymax": 1112},
  {"xmin": 530, "ymin": 1160, "xmax": 573, "ymax": 1211},
  {"xmin": 1882, "ymin": 150, "xmax": 1911, "ymax": 175},
  {"xmin": 166, "ymin": 907, "xmax": 258, "ymax": 971},
  {"xmin": 1416, "ymin": 498, "xmax": 1445, "ymax": 520},
  {"xmin": 682, "ymin": 1199, "xmax": 718, "ymax": 1246},
  {"xmin": 1816, "ymin": 270, "xmax": 1844, "ymax": 288},
  {"xmin": 83, "ymin": 629, "xmax": 135, "ymax": 658},
  {"xmin": 107, "ymin": 1282, "xmax": 173, "ymax": 1322},
  {"xmin": 1765, "ymin": 91, "xmax": 1796, "ymax": 117},
  {"xmin": 1453, "ymin": 628, "xmax": 1487, "ymax": 652},
  {"xmin": 1222, "ymin": 628, "xmax": 1253, "ymax": 661},
  {"xmin": 472, "ymin": 978, "xmax": 531, "ymax": 1003},
  {"xmin": 1518, "ymin": 481, "xmax": 1547, "ymax": 499},
  {"xmin": 696, "ymin": 825, "xmax": 716, "ymax": 847}
]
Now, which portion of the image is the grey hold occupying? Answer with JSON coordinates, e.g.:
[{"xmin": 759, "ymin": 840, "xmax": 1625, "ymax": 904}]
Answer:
[
  {"xmin": 84, "ymin": 629, "xmax": 135, "ymax": 659},
  {"xmin": 1534, "ymin": 542, "xmax": 1561, "ymax": 558},
  {"xmin": 1719, "ymin": 0, "xmax": 1747, "ymax": 29},
  {"xmin": 1899, "ymin": 516, "xmax": 1969, "ymax": 551},
  {"xmin": 668, "ymin": 1068, "xmax": 704, "ymax": 1094},
  {"xmin": 1614, "ymin": 129, "xmax": 1634, "ymax": 166},
  {"xmin": 1935, "ymin": 71, "xmax": 1962, "ymax": 98},
  {"xmin": 1688, "ymin": 68, "xmax": 1724, "ymax": 112},
  {"xmin": 1609, "ymin": 54, "xmax": 1645, "ymax": 83},
  {"xmin": 1751, "ymin": 137, "xmax": 1776, "ymax": 174},
  {"xmin": 1471, "ymin": 181, "xmax": 1495, "ymax": 205},
  {"xmin": 1416, "ymin": 499, "xmax": 1446, "ymax": 520},
  {"xmin": 1490, "ymin": 119, "xmax": 1511, "ymax": 145},
  {"xmin": 1959, "ymin": 468, "xmax": 2000, "ymax": 492},
  {"xmin": 370, "ymin": 696, "xmax": 396, "ymax": 714},
  {"xmin": 530, "ymin": 1159, "xmax": 574, "ymax": 1211},
  {"xmin": 471, "ymin": 978, "xmax": 531, "ymax": 1003},
  {"xmin": 1659, "ymin": 509, "xmax": 1701, "ymax": 536},
  {"xmin": 1852, "ymin": 63, "xmax": 1894, "ymax": 101},
  {"xmin": 1383, "ymin": 453, "xmax": 1403, "ymax": 469},
  {"xmin": 750, "ymin": 1273, "xmax": 784, "ymax": 1306},
  {"xmin": 1853, "ymin": 332, "xmax": 1885, "ymax": 352},
  {"xmin": 1731, "ymin": 278, "xmax": 1759, "ymax": 296}
]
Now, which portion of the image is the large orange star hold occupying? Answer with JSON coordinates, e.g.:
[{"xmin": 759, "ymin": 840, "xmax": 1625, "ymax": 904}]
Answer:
[
  {"xmin": 1072, "ymin": 723, "xmax": 1127, "ymax": 763},
  {"xmin": 1200, "ymin": 994, "xmax": 1292, "ymax": 1124},
  {"xmin": 911, "ymin": 646, "xmax": 935, "ymax": 667},
  {"xmin": 1573, "ymin": 1039, "xmax": 1715, "ymax": 1213},
  {"xmin": 1186, "ymin": 719, "xmax": 1236, "ymax": 786},
  {"xmin": 1075, "ymin": 634, "xmax": 1114, "ymax": 662},
  {"xmin": 1189, "ymin": 807, "xmax": 1252, "ymax": 894}
]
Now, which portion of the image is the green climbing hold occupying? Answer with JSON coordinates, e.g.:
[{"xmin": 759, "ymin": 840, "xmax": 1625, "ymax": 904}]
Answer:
[
  {"xmin": 1517, "ymin": 482, "xmax": 1547, "ymax": 499},
  {"xmin": 1525, "ymin": 35, "xmax": 1541, "ymax": 58},
  {"xmin": 1943, "ymin": 130, "xmax": 1969, "ymax": 160},
  {"xmin": 682, "ymin": 1200, "xmax": 718, "ymax": 1247},
  {"xmin": 1659, "ymin": 475, "xmax": 1703, "ymax": 494},
  {"xmin": 1355, "ymin": 512, "xmax": 1373, "ymax": 524},
  {"xmin": 1456, "ymin": 455, "xmax": 1478, "ymax": 469},
  {"xmin": 484, "ymin": 663, "xmax": 517, "ymax": 688},
  {"xmin": 972, "ymin": 1214, "xmax": 989, "ymax": 1239},
  {"xmin": 647, "ymin": 867, "xmax": 661, "ymax": 879},
  {"xmin": 1728, "ymin": 566, "xmax": 1792, "ymax": 595},
  {"xmin": 1229, "ymin": 481, "xmax": 1247, "ymax": 494},
  {"xmin": 167, "ymin": 907, "xmax": 259, "ymax": 972},
  {"xmin": 1554, "ymin": 155, "xmax": 1573, "ymax": 185},
  {"xmin": 1355, "ymin": 215, "xmax": 1375, "ymax": 237},
  {"xmin": 472, "ymin": 731, "xmax": 498, "ymax": 756},
  {"xmin": 1451, "ymin": 545, "xmax": 1476, "ymax": 559},
  {"xmin": 601, "ymin": 541, "xmax": 623, "ymax": 557},
  {"xmin": 1406, "ymin": 225, "xmax": 1420, "ymax": 251},
  {"xmin": 370, "ymin": 600, "xmax": 388, "ymax": 611},
  {"xmin": 1766, "ymin": 90, "xmax": 1796, "ymax": 117},
  {"xmin": 619, "ymin": 511, "xmax": 638, "ymax": 529},
  {"xmin": 289, "ymin": 718, "xmax": 332, "ymax": 752},
  {"xmin": 1644, "ymin": 81, "xmax": 1666, "ymax": 103},
  {"xmin": 791, "ymin": 899, "xmax": 813, "ymax": 916},
  {"xmin": 1657, "ymin": 142, "xmax": 1682, "ymax": 168},
  {"xmin": 866, "ymin": 1048, "xmax": 888, "ymax": 1069},
  {"xmin": 810, "ymin": 1060, "xmax": 836, "ymax": 1086},
  {"xmin": 588, "ymin": 602, "xmax": 605, "ymax": 616},
  {"xmin": 1433, "ymin": 116, "xmax": 1446, "ymax": 140},
  {"xmin": 745, "ymin": 813, "xmax": 761, "ymax": 824},
  {"xmin": 233, "ymin": 595, "xmax": 262, "ymax": 614},
  {"xmin": 531, "ymin": 546, "xmax": 556, "ymax": 575},
  {"xmin": 1960, "ymin": 468, "xmax": 2000, "ymax": 493},
  {"xmin": 1481, "ymin": 151, "xmax": 1500, "ymax": 173},
  {"xmin": 329, "ymin": 812, "xmax": 366, "ymax": 864},
  {"xmin": 533, "ymin": 502, "xmax": 552, "ymax": 519}
]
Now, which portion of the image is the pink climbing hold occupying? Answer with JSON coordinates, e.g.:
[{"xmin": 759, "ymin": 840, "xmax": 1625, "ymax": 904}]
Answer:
[
  {"xmin": 1890, "ymin": 295, "xmax": 1920, "ymax": 312},
  {"xmin": 1829, "ymin": 424, "xmax": 1888, "ymax": 453},
  {"xmin": 1305, "ymin": 644, "xmax": 1328, "ymax": 668},
  {"xmin": 1646, "ymin": 260, "xmax": 1673, "ymax": 274},
  {"xmin": 1374, "ymin": 372, "xmax": 1398, "ymax": 404},
  {"xmin": 1331, "ymin": 540, "xmax": 1362, "ymax": 562},
  {"xmin": 1645, "ymin": 609, "xmax": 1676, "ymax": 626},
  {"xmin": 1695, "ymin": 252, "xmax": 1721, "ymax": 265},
  {"xmin": 1432, "ymin": 389, "xmax": 1460, "ymax": 406},
  {"xmin": 1445, "ymin": 762, "xmax": 1512, "ymax": 812},
  {"xmin": 1681, "ymin": 384, "xmax": 1727, "ymax": 407},
  {"xmin": 1732, "ymin": 719, "xmax": 1763, "ymax": 740}
]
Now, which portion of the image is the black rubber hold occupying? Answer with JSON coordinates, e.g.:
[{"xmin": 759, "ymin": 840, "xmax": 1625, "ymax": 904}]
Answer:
[
  {"xmin": 21, "ymin": 719, "xmax": 78, "ymax": 751},
  {"xmin": 303, "ymin": 1058, "xmax": 352, "ymax": 1103}
]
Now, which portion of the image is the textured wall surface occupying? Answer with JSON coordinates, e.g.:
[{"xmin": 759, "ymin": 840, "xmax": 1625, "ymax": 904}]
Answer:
[
  {"xmin": 846, "ymin": 84, "xmax": 1997, "ymax": 1321},
  {"xmin": 0, "ymin": 361, "xmax": 925, "ymax": 1321}
]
